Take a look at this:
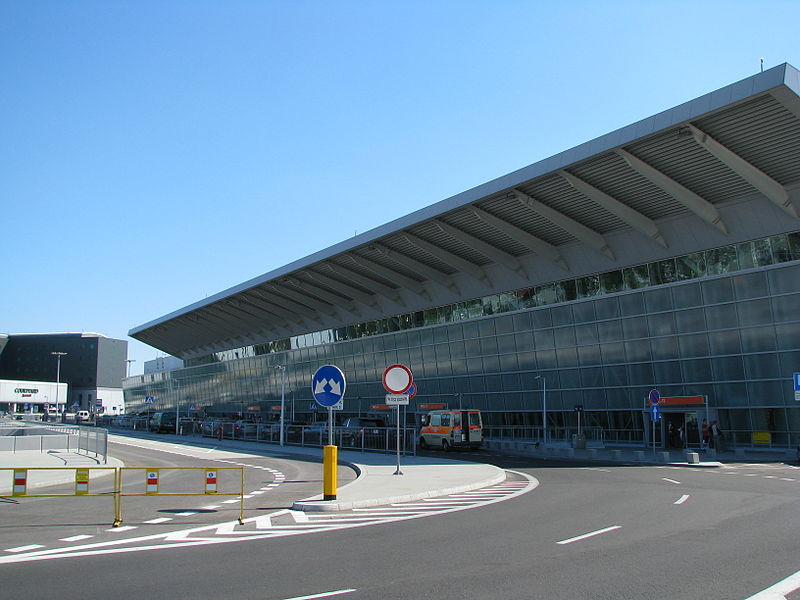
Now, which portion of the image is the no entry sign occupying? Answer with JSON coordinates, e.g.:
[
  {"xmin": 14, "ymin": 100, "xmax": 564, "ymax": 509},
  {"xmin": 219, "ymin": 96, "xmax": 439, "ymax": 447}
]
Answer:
[{"xmin": 382, "ymin": 364, "xmax": 413, "ymax": 394}]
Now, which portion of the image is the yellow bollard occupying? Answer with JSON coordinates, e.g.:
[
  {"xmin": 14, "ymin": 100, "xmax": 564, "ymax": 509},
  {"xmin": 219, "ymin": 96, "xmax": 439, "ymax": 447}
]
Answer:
[{"xmin": 323, "ymin": 445, "xmax": 337, "ymax": 500}]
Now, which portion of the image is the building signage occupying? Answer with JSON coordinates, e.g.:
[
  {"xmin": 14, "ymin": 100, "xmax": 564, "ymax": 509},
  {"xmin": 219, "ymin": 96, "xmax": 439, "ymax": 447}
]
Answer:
[{"xmin": 15, "ymin": 388, "xmax": 39, "ymax": 395}]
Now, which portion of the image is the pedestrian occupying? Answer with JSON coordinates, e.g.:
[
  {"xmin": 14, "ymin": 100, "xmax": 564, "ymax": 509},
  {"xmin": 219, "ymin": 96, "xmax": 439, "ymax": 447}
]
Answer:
[
  {"xmin": 677, "ymin": 424, "xmax": 685, "ymax": 449},
  {"xmin": 701, "ymin": 419, "xmax": 709, "ymax": 450},
  {"xmin": 711, "ymin": 420, "xmax": 723, "ymax": 451}
]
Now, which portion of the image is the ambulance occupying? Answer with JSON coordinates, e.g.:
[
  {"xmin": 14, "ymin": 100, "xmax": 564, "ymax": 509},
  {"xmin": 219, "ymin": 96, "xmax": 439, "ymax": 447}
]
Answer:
[{"xmin": 418, "ymin": 409, "xmax": 483, "ymax": 450}]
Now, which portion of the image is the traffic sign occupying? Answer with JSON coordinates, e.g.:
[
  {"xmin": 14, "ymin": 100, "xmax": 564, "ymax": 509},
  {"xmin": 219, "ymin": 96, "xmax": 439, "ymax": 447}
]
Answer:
[
  {"xmin": 407, "ymin": 384, "xmax": 417, "ymax": 399},
  {"xmin": 650, "ymin": 404, "xmax": 661, "ymax": 421},
  {"xmin": 794, "ymin": 373, "xmax": 800, "ymax": 402},
  {"xmin": 311, "ymin": 365, "xmax": 346, "ymax": 408},
  {"xmin": 648, "ymin": 389, "xmax": 660, "ymax": 405},
  {"xmin": 382, "ymin": 364, "xmax": 413, "ymax": 394},
  {"xmin": 574, "ymin": 404, "xmax": 583, "ymax": 412},
  {"xmin": 385, "ymin": 394, "xmax": 410, "ymax": 406},
  {"xmin": 144, "ymin": 396, "xmax": 156, "ymax": 405}
]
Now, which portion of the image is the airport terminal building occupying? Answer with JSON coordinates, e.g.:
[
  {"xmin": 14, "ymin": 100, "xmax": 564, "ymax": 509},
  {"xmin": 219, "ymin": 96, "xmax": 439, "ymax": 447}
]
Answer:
[{"xmin": 126, "ymin": 64, "xmax": 800, "ymax": 448}]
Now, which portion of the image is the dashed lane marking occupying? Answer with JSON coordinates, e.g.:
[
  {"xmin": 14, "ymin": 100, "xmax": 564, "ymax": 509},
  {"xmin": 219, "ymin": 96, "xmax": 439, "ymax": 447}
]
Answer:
[
  {"xmin": 144, "ymin": 518, "xmax": 173, "ymax": 524},
  {"xmin": 556, "ymin": 525, "xmax": 621, "ymax": 545},
  {"xmin": 662, "ymin": 478, "xmax": 682, "ymax": 485},
  {"xmin": 674, "ymin": 494, "xmax": 690, "ymax": 505},
  {"xmin": 59, "ymin": 535, "xmax": 93, "ymax": 542}
]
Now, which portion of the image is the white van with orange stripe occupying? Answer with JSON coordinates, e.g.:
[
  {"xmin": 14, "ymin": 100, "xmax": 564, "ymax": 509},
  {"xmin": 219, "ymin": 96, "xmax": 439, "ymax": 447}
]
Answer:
[{"xmin": 419, "ymin": 409, "xmax": 483, "ymax": 450}]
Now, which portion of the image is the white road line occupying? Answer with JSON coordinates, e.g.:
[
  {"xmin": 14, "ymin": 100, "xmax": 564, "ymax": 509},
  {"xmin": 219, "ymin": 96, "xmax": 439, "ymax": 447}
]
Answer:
[
  {"xmin": 221, "ymin": 499, "xmax": 240, "ymax": 504},
  {"xmin": 674, "ymin": 494, "xmax": 690, "ymax": 505},
  {"xmin": 59, "ymin": 535, "xmax": 93, "ymax": 542},
  {"xmin": 743, "ymin": 568, "xmax": 800, "ymax": 599},
  {"xmin": 280, "ymin": 589, "xmax": 357, "ymax": 600},
  {"xmin": 143, "ymin": 518, "xmax": 173, "ymax": 524},
  {"xmin": 763, "ymin": 476, "xmax": 777, "ymax": 479},
  {"xmin": 201, "ymin": 505, "xmax": 220, "ymax": 510},
  {"xmin": 174, "ymin": 512, "xmax": 197, "ymax": 517},
  {"xmin": 106, "ymin": 526, "xmax": 138, "ymax": 533},
  {"xmin": 662, "ymin": 478, "xmax": 681, "ymax": 485},
  {"xmin": 780, "ymin": 478, "xmax": 795, "ymax": 481},
  {"xmin": 5, "ymin": 545, "xmax": 45, "ymax": 553},
  {"xmin": 556, "ymin": 526, "xmax": 621, "ymax": 545}
]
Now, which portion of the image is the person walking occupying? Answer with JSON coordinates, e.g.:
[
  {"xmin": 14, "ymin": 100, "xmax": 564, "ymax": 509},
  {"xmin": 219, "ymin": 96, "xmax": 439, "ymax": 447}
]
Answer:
[{"xmin": 701, "ymin": 419, "xmax": 710, "ymax": 450}]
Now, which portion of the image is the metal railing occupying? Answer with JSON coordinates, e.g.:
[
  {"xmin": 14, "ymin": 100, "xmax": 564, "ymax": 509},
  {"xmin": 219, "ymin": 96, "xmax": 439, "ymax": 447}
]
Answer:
[{"xmin": 107, "ymin": 418, "xmax": 417, "ymax": 455}]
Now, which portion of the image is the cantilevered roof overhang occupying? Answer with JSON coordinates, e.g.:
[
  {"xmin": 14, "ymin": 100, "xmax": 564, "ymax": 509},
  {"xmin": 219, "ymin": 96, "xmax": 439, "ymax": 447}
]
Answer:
[{"xmin": 130, "ymin": 63, "xmax": 800, "ymax": 359}]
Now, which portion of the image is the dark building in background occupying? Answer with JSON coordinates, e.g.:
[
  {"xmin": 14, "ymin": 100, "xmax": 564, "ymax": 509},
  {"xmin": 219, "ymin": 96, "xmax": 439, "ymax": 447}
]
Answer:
[{"xmin": 0, "ymin": 333, "xmax": 128, "ymax": 414}]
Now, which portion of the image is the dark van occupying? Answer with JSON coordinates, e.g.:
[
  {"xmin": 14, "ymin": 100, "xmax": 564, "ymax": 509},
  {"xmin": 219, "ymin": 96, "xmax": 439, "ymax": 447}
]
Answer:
[{"xmin": 149, "ymin": 412, "xmax": 177, "ymax": 433}]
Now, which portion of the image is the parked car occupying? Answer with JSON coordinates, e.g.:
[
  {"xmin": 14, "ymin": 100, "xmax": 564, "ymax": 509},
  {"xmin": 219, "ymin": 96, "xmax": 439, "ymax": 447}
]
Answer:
[
  {"xmin": 233, "ymin": 420, "xmax": 258, "ymax": 439},
  {"xmin": 149, "ymin": 411, "xmax": 177, "ymax": 433},
  {"xmin": 339, "ymin": 417, "xmax": 387, "ymax": 447}
]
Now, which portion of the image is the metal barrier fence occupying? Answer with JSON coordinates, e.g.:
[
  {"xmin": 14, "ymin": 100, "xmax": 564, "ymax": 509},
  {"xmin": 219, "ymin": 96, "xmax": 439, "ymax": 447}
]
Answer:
[
  {"xmin": 1, "ymin": 466, "xmax": 244, "ymax": 526},
  {"xmin": 0, "ymin": 424, "xmax": 108, "ymax": 462}
]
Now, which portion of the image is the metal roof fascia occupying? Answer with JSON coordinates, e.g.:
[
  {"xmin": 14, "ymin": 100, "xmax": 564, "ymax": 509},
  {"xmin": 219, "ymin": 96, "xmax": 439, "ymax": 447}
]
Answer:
[{"xmin": 129, "ymin": 63, "xmax": 799, "ymax": 338}]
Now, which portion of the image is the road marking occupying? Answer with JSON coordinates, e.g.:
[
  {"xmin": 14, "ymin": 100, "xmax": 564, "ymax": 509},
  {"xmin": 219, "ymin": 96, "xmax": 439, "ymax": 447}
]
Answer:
[
  {"xmin": 743, "ymin": 568, "xmax": 800, "ymax": 599},
  {"xmin": 780, "ymin": 478, "xmax": 795, "ymax": 481},
  {"xmin": 662, "ymin": 478, "xmax": 681, "ymax": 484},
  {"xmin": 557, "ymin": 526, "xmax": 621, "ymax": 545},
  {"xmin": 674, "ymin": 494, "xmax": 690, "ymax": 505},
  {"xmin": 106, "ymin": 526, "xmax": 138, "ymax": 533},
  {"xmin": 201, "ymin": 505, "xmax": 220, "ymax": 510},
  {"xmin": 5, "ymin": 545, "xmax": 45, "ymax": 553},
  {"xmin": 0, "ymin": 472, "xmax": 537, "ymax": 564},
  {"xmin": 59, "ymin": 535, "xmax": 93, "ymax": 542},
  {"xmin": 280, "ymin": 589, "xmax": 357, "ymax": 600},
  {"xmin": 144, "ymin": 518, "xmax": 172, "ymax": 524},
  {"xmin": 174, "ymin": 512, "xmax": 197, "ymax": 517}
]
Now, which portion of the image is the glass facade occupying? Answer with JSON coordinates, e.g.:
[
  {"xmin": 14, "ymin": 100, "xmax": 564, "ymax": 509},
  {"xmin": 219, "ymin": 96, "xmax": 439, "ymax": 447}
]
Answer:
[{"xmin": 124, "ymin": 233, "xmax": 800, "ymax": 446}]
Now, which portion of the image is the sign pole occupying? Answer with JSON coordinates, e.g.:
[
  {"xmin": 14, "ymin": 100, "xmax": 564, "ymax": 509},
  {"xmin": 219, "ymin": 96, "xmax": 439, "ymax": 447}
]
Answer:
[{"xmin": 394, "ymin": 406, "xmax": 402, "ymax": 475}]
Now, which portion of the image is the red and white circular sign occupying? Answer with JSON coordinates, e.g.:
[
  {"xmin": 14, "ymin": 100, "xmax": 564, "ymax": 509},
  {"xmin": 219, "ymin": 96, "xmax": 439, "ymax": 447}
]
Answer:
[{"xmin": 382, "ymin": 364, "xmax": 413, "ymax": 394}]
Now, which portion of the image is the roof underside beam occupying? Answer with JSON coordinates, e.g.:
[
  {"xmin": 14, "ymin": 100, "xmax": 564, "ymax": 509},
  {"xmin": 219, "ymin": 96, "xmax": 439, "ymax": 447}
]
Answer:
[
  {"xmin": 304, "ymin": 269, "xmax": 381, "ymax": 312},
  {"xmin": 371, "ymin": 242, "xmax": 460, "ymax": 295},
  {"xmin": 348, "ymin": 253, "xmax": 432, "ymax": 301},
  {"xmin": 469, "ymin": 205, "xmax": 569, "ymax": 271},
  {"xmin": 615, "ymin": 148, "xmax": 729, "ymax": 235},
  {"xmin": 434, "ymin": 219, "xmax": 528, "ymax": 280},
  {"xmin": 242, "ymin": 291, "xmax": 311, "ymax": 328},
  {"xmin": 402, "ymin": 231, "xmax": 492, "ymax": 289},
  {"xmin": 212, "ymin": 302, "xmax": 288, "ymax": 337},
  {"xmin": 286, "ymin": 276, "xmax": 363, "ymax": 319},
  {"xmin": 325, "ymin": 263, "xmax": 406, "ymax": 308},
  {"xmin": 267, "ymin": 283, "xmax": 341, "ymax": 320},
  {"xmin": 688, "ymin": 124, "xmax": 798, "ymax": 218},
  {"xmin": 559, "ymin": 170, "xmax": 668, "ymax": 248},
  {"xmin": 252, "ymin": 288, "xmax": 325, "ymax": 326},
  {"xmin": 511, "ymin": 189, "xmax": 614, "ymax": 260}
]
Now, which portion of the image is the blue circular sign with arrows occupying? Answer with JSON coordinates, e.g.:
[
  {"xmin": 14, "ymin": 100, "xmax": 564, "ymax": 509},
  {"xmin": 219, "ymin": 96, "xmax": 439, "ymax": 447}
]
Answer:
[{"xmin": 311, "ymin": 365, "xmax": 346, "ymax": 408}]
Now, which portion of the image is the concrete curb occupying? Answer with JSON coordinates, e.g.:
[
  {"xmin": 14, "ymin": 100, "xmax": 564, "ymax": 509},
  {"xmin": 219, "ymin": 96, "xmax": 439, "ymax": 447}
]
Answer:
[{"xmin": 292, "ymin": 465, "xmax": 506, "ymax": 512}]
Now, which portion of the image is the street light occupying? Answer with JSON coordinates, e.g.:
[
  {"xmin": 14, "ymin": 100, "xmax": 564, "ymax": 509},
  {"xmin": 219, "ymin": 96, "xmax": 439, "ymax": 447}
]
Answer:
[
  {"xmin": 275, "ymin": 365, "xmax": 286, "ymax": 446},
  {"xmin": 534, "ymin": 375, "xmax": 547, "ymax": 446},
  {"xmin": 52, "ymin": 352, "xmax": 68, "ymax": 414},
  {"xmin": 126, "ymin": 359, "xmax": 136, "ymax": 377}
]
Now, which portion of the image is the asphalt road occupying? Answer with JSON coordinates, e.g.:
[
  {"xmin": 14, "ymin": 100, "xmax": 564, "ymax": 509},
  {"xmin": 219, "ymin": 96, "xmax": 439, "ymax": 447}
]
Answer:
[{"xmin": 2, "ymin": 444, "xmax": 799, "ymax": 600}]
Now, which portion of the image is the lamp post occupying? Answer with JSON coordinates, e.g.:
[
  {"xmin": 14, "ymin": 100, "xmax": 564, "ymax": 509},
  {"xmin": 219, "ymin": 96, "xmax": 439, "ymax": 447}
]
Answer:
[
  {"xmin": 275, "ymin": 365, "xmax": 286, "ymax": 446},
  {"xmin": 535, "ymin": 375, "xmax": 547, "ymax": 446},
  {"xmin": 126, "ymin": 359, "xmax": 136, "ymax": 377},
  {"xmin": 52, "ymin": 352, "xmax": 68, "ymax": 414}
]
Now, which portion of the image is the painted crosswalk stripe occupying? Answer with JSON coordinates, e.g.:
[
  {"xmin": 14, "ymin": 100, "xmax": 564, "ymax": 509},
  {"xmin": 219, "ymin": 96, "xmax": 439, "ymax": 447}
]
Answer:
[
  {"xmin": 143, "ymin": 518, "xmax": 172, "ymax": 524},
  {"xmin": 59, "ymin": 535, "xmax": 93, "ymax": 542},
  {"xmin": 106, "ymin": 526, "xmax": 138, "ymax": 533},
  {"xmin": 175, "ymin": 512, "xmax": 197, "ymax": 517},
  {"xmin": 6, "ymin": 545, "xmax": 45, "ymax": 553}
]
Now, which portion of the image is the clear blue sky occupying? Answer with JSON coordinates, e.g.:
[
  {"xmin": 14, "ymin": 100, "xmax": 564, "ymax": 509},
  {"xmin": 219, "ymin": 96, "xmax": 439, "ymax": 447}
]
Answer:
[{"xmin": 2, "ymin": 1, "xmax": 798, "ymax": 375}]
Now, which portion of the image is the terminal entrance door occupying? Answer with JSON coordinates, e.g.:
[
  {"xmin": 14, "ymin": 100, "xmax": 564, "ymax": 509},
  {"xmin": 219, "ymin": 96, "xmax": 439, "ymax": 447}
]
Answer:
[{"xmin": 662, "ymin": 412, "xmax": 700, "ymax": 448}]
